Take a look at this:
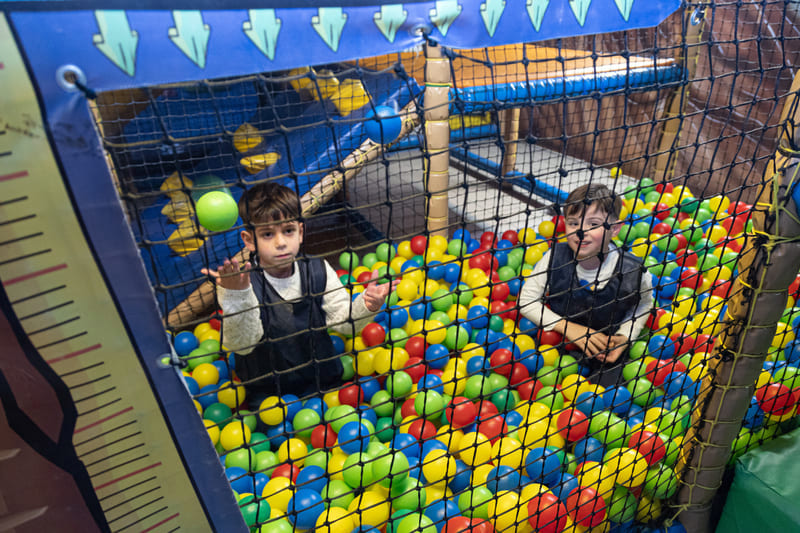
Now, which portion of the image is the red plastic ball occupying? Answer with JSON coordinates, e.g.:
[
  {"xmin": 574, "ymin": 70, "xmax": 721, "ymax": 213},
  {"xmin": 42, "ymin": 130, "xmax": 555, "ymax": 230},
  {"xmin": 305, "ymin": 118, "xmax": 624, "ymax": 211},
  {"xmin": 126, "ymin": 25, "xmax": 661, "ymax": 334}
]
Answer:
[
  {"xmin": 361, "ymin": 322, "xmax": 386, "ymax": 347},
  {"xmin": 655, "ymin": 182, "xmax": 674, "ymax": 194},
  {"xmin": 489, "ymin": 349, "xmax": 514, "ymax": 376},
  {"xmin": 477, "ymin": 414, "xmax": 507, "ymax": 444},
  {"xmin": 310, "ymin": 424, "xmax": 337, "ymax": 449},
  {"xmin": 338, "ymin": 382, "xmax": 364, "ymax": 407},
  {"xmin": 527, "ymin": 492, "xmax": 568, "ymax": 533},
  {"xmin": 480, "ymin": 232, "xmax": 497, "ymax": 246},
  {"xmin": 404, "ymin": 357, "xmax": 427, "ymax": 384},
  {"xmin": 501, "ymin": 230, "xmax": 519, "ymax": 245},
  {"xmin": 711, "ymin": 280, "xmax": 732, "ymax": 299},
  {"xmin": 209, "ymin": 317, "xmax": 222, "ymax": 331},
  {"xmin": 446, "ymin": 396, "xmax": 478, "ymax": 429},
  {"xmin": 490, "ymin": 282, "xmax": 511, "ymax": 302},
  {"xmin": 401, "ymin": 397, "xmax": 417, "ymax": 419},
  {"xmin": 410, "ymin": 235, "xmax": 428, "ymax": 256},
  {"xmin": 508, "ymin": 363, "xmax": 530, "ymax": 386},
  {"xmin": 646, "ymin": 309, "xmax": 667, "ymax": 331},
  {"xmin": 517, "ymin": 380, "xmax": 543, "ymax": 401},
  {"xmin": 476, "ymin": 399, "xmax": 500, "ymax": 421},
  {"xmin": 556, "ymin": 408, "xmax": 589, "ymax": 442},
  {"xmin": 408, "ymin": 418, "xmax": 437, "ymax": 440},
  {"xmin": 756, "ymin": 383, "xmax": 798, "ymax": 415},
  {"xmin": 654, "ymin": 203, "xmax": 671, "ymax": 220},
  {"xmin": 538, "ymin": 330, "xmax": 563, "ymax": 347},
  {"xmin": 404, "ymin": 336, "xmax": 427, "ymax": 359},
  {"xmin": 565, "ymin": 486, "xmax": 606, "ymax": 528},
  {"xmin": 357, "ymin": 271, "xmax": 373, "ymax": 284},
  {"xmin": 552, "ymin": 215, "xmax": 566, "ymax": 234},
  {"xmin": 628, "ymin": 430, "xmax": 666, "ymax": 466},
  {"xmin": 652, "ymin": 222, "xmax": 672, "ymax": 235},
  {"xmin": 272, "ymin": 463, "xmax": 300, "ymax": 483}
]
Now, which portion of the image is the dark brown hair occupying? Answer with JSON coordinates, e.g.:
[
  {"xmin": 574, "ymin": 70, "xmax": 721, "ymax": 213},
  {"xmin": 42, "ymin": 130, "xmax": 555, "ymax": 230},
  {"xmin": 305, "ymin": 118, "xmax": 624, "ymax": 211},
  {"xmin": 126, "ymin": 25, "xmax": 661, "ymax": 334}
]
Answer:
[
  {"xmin": 563, "ymin": 183, "xmax": 621, "ymax": 220},
  {"xmin": 238, "ymin": 182, "xmax": 300, "ymax": 226}
]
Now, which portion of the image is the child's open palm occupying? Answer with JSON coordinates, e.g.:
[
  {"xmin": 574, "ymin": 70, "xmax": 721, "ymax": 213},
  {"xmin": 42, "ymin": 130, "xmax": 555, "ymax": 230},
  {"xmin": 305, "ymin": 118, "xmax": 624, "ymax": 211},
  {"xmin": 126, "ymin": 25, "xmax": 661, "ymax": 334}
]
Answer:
[{"xmin": 201, "ymin": 258, "xmax": 252, "ymax": 291}]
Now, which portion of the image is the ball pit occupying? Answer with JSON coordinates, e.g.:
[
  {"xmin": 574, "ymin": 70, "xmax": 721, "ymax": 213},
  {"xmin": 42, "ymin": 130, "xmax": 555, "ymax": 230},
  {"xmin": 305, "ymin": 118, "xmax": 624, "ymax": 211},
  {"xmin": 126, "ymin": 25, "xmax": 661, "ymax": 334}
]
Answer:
[{"xmin": 173, "ymin": 182, "xmax": 800, "ymax": 532}]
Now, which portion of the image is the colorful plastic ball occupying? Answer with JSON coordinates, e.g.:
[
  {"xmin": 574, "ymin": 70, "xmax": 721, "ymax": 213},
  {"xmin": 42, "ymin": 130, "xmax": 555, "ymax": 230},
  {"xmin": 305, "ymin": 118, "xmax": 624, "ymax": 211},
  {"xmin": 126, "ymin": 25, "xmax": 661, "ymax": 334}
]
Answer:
[
  {"xmin": 203, "ymin": 402, "xmax": 233, "ymax": 426},
  {"xmin": 314, "ymin": 506, "xmax": 356, "ymax": 533},
  {"xmin": 557, "ymin": 408, "xmax": 590, "ymax": 442},
  {"xmin": 220, "ymin": 420, "xmax": 251, "ymax": 451},
  {"xmin": 566, "ymin": 486, "xmax": 607, "ymax": 528},
  {"xmin": 259, "ymin": 396, "xmax": 286, "ymax": 425},
  {"xmin": 415, "ymin": 390, "xmax": 445, "ymax": 420},
  {"xmin": 525, "ymin": 447, "xmax": 562, "ymax": 486},
  {"xmin": 226, "ymin": 466, "xmax": 255, "ymax": 495},
  {"xmin": 342, "ymin": 452, "xmax": 375, "ymax": 488},
  {"xmin": 337, "ymin": 420, "xmax": 372, "ymax": 455},
  {"xmin": 365, "ymin": 105, "xmax": 403, "ymax": 143},
  {"xmin": 196, "ymin": 191, "xmax": 239, "ymax": 232},
  {"xmin": 391, "ymin": 476, "xmax": 427, "ymax": 510},
  {"xmin": 457, "ymin": 487, "xmax": 493, "ymax": 519},
  {"xmin": 287, "ymin": 488, "xmax": 325, "ymax": 529},
  {"xmin": 527, "ymin": 492, "xmax": 569, "ymax": 533},
  {"xmin": 239, "ymin": 497, "xmax": 270, "ymax": 528},
  {"xmin": 643, "ymin": 463, "xmax": 678, "ymax": 499},
  {"xmin": 173, "ymin": 331, "xmax": 199, "ymax": 356}
]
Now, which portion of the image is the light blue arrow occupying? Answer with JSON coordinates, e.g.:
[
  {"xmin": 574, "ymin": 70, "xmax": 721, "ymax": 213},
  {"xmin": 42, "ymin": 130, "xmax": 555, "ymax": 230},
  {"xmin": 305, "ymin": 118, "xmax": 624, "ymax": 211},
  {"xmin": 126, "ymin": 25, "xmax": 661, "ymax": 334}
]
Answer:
[
  {"xmin": 569, "ymin": 0, "xmax": 592, "ymax": 26},
  {"xmin": 312, "ymin": 7, "xmax": 347, "ymax": 52},
  {"xmin": 480, "ymin": 0, "xmax": 505, "ymax": 37},
  {"xmin": 429, "ymin": 0, "xmax": 462, "ymax": 37},
  {"xmin": 374, "ymin": 4, "xmax": 407, "ymax": 43},
  {"xmin": 243, "ymin": 9, "xmax": 281, "ymax": 60},
  {"xmin": 169, "ymin": 11, "xmax": 210, "ymax": 69},
  {"xmin": 614, "ymin": 0, "xmax": 634, "ymax": 21},
  {"xmin": 93, "ymin": 10, "xmax": 138, "ymax": 77},
  {"xmin": 526, "ymin": 0, "xmax": 549, "ymax": 31}
]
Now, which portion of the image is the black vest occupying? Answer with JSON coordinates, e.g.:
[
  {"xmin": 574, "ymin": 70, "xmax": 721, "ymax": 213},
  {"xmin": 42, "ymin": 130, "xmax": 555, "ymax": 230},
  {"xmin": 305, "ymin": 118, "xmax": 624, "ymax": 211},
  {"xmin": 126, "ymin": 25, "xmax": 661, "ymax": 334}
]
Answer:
[
  {"xmin": 234, "ymin": 257, "xmax": 342, "ymax": 398},
  {"xmin": 545, "ymin": 243, "xmax": 643, "ymax": 334}
]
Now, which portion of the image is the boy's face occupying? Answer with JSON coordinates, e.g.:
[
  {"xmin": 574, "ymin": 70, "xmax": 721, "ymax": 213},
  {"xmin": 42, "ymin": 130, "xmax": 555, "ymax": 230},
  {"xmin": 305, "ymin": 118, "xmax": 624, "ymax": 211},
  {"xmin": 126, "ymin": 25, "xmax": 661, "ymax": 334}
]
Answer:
[
  {"xmin": 565, "ymin": 203, "xmax": 620, "ymax": 266},
  {"xmin": 241, "ymin": 219, "xmax": 304, "ymax": 278}
]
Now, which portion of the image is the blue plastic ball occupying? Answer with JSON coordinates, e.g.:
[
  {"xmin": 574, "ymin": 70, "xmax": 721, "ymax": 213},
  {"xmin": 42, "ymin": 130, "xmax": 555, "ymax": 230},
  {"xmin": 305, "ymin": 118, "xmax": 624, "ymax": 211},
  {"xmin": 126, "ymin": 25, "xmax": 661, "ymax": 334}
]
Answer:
[
  {"xmin": 338, "ymin": 421, "xmax": 371, "ymax": 455},
  {"xmin": 573, "ymin": 437, "xmax": 605, "ymax": 464},
  {"xmin": 552, "ymin": 472, "xmax": 579, "ymax": 502},
  {"xmin": 603, "ymin": 386, "xmax": 633, "ymax": 416},
  {"xmin": 487, "ymin": 465, "xmax": 522, "ymax": 493},
  {"xmin": 466, "ymin": 305, "xmax": 490, "ymax": 330},
  {"xmin": 211, "ymin": 359, "xmax": 231, "ymax": 382},
  {"xmin": 184, "ymin": 375, "xmax": 200, "ymax": 396},
  {"xmin": 295, "ymin": 465, "xmax": 327, "ymax": 493},
  {"xmin": 518, "ymin": 349, "xmax": 544, "ymax": 375},
  {"xmin": 226, "ymin": 466, "xmax": 254, "ymax": 494},
  {"xmin": 525, "ymin": 446, "xmax": 562, "ymax": 486},
  {"xmin": 364, "ymin": 105, "xmax": 402, "ymax": 143},
  {"xmin": 174, "ymin": 331, "xmax": 199, "ymax": 356},
  {"xmin": 287, "ymin": 488, "xmax": 324, "ymax": 529},
  {"xmin": 196, "ymin": 383, "xmax": 219, "ymax": 409},
  {"xmin": 425, "ymin": 344, "xmax": 450, "ymax": 369},
  {"xmin": 392, "ymin": 433, "xmax": 420, "ymax": 458}
]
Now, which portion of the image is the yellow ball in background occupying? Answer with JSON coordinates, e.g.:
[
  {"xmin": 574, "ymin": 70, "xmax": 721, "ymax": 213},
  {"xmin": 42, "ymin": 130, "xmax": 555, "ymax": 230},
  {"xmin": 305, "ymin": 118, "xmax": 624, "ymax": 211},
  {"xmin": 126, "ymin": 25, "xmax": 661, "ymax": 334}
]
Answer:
[
  {"xmin": 278, "ymin": 437, "xmax": 307, "ymax": 467},
  {"xmin": 259, "ymin": 396, "xmax": 286, "ymax": 426},
  {"xmin": 217, "ymin": 381, "xmax": 246, "ymax": 409},
  {"xmin": 261, "ymin": 476, "xmax": 292, "ymax": 512},
  {"xmin": 315, "ymin": 506, "xmax": 356, "ymax": 533},
  {"xmin": 204, "ymin": 419, "xmax": 220, "ymax": 446},
  {"xmin": 220, "ymin": 420, "xmax": 251, "ymax": 451}
]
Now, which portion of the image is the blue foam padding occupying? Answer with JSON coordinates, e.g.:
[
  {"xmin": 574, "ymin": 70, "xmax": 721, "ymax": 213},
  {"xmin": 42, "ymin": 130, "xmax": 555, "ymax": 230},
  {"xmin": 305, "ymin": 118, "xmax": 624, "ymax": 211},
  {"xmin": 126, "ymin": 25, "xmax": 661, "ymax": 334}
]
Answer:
[{"xmin": 449, "ymin": 64, "xmax": 683, "ymax": 113}]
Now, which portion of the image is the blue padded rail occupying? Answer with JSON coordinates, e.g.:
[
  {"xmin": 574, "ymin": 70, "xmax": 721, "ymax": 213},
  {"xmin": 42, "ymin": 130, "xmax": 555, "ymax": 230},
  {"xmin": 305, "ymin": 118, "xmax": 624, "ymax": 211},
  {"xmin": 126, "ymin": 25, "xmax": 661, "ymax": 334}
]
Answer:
[{"xmin": 450, "ymin": 64, "xmax": 684, "ymax": 113}]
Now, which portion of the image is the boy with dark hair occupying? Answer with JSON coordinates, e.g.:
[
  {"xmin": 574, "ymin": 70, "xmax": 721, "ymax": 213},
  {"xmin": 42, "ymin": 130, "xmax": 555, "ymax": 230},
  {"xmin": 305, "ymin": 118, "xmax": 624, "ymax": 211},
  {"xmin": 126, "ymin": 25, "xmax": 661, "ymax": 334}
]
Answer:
[
  {"xmin": 202, "ymin": 182, "xmax": 395, "ymax": 400},
  {"xmin": 519, "ymin": 183, "xmax": 653, "ymax": 386}
]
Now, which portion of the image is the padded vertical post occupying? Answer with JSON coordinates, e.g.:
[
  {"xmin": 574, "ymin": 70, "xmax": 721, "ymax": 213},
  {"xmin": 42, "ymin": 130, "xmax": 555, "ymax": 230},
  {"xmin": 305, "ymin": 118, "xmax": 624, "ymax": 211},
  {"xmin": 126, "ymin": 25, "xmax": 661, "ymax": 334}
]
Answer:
[{"xmin": 424, "ymin": 42, "xmax": 451, "ymax": 237}]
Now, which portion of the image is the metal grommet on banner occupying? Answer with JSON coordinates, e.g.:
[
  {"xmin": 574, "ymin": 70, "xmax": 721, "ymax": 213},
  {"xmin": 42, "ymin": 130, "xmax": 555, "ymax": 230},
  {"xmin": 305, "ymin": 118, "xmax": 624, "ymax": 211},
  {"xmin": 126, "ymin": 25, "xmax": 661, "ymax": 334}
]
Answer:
[
  {"xmin": 690, "ymin": 7, "xmax": 705, "ymax": 26},
  {"xmin": 56, "ymin": 64, "xmax": 96, "ymax": 99}
]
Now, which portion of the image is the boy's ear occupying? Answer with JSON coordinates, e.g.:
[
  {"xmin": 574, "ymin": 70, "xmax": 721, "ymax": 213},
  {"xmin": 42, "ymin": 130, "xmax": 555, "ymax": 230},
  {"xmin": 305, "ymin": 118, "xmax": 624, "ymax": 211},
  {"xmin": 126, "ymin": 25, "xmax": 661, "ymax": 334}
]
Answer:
[
  {"xmin": 241, "ymin": 229, "xmax": 256, "ymax": 253},
  {"xmin": 298, "ymin": 222, "xmax": 305, "ymax": 243},
  {"xmin": 609, "ymin": 220, "xmax": 622, "ymax": 238}
]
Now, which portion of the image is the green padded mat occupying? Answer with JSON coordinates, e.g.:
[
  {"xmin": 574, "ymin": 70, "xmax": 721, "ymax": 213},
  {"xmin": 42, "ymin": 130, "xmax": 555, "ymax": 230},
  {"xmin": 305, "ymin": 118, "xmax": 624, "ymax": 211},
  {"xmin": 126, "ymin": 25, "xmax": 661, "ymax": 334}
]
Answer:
[{"xmin": 716, "ymin": 427, "xmax": 800, "ymax": 532}]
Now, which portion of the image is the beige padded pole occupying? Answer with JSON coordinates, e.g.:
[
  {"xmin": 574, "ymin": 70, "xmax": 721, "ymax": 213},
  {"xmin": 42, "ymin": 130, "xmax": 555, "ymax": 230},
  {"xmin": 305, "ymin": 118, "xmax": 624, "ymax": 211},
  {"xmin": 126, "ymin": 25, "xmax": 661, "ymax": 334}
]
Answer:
[
  {"xmin": 424, "ymin": 42, "xmax": 451, "ymax": 237},
  {"xmin": 675, "ymin": 78, "xmax": 800, "ymax": 531},
  {"xmin": 499, "ymin": 108, "xmax": 521, "ymax": 176}
]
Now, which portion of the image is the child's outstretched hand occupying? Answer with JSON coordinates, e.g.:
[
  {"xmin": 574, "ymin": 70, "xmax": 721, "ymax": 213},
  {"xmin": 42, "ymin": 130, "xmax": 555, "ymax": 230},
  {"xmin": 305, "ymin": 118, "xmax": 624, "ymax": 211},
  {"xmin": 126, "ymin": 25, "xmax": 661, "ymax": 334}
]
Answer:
[
  {"xmin": 362, "ymin": 271, "xmax": 400, "ymax": 312},
  {"xmin": 201, "ymin": 258, "xmax": 252, "ymax": 291}
]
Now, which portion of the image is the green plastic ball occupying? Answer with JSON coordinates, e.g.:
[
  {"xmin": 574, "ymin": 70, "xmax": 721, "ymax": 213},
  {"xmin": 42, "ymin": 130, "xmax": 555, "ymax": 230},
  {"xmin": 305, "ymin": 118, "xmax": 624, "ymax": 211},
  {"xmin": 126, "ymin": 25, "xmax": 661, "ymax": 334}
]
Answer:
[
  {"xmin": 376, "ymin": 243, "xmax": 396, "ymax": 263},
  {"xmin": 322, "ymin": 479, "xmax": 355, "ymax": 509},
  {"xmin": 339, "ymin": 251, "xmax": 359, "ymax": 271},
  {"xmin": 342, "ymin": 452, "xmax": 375, "ymax": 488},
  {"xmin": 445, "ymin": 325, "xmax": 470, "ymax": 351},
  {"xmin": 386, "ymin": 371, "xmax": 413, "ymax": 398},
  {"xmin": 196, "ymin": 191, "xmax": 239, "ymax": 232}
]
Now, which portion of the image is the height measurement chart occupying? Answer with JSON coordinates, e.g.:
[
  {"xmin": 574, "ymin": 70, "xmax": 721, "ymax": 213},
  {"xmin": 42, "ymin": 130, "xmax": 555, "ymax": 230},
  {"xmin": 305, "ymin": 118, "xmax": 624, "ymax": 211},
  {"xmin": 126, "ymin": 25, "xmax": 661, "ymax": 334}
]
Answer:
[{"xmin": 0, "ymin": 14, "xmax": 215, "ymax": 533}]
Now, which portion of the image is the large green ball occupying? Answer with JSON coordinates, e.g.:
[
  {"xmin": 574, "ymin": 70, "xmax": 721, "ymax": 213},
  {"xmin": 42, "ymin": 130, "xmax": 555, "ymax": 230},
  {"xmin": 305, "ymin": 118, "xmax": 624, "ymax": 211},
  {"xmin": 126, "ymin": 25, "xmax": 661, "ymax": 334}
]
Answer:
[{"xmin": 196, "ymin": 191, "xmax": 239, "ymax": 232}]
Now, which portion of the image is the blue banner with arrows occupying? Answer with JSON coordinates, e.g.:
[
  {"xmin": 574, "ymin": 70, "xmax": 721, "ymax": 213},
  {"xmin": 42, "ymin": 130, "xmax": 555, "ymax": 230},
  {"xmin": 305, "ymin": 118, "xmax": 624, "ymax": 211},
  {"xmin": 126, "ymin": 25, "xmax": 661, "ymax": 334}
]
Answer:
[{"xmin": 11, "ymin": 1, "xmax": 680, "ymax": 96}]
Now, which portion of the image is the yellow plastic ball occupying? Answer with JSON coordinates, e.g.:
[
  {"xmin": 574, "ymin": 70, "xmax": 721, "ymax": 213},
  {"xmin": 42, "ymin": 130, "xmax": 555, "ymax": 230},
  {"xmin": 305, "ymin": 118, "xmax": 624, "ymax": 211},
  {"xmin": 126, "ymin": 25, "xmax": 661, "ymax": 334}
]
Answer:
[
  {"xmin": 423, "ymin": 448, "xmax": 459, "ymax": 482},
  {"xmin": 605, "ymin": 447, "xmax": 648, "ymax": 488},
  {"xmin": 524, "ymin": 246, "xmax": 544, "ymax": 266},
  {"xmin": 489, "ymin": 490, "xmax": 529, "ymax": 532},
  {"xmin": 396, "ymin": 240, "xmax": 415, "ymax": 260},
  {"xmin": 519, "ymin": 483, "xmax": 550, "ymax": 505},
  {"xmin": 193, "ymin": 322, "xmax": 213, "ymax": 338},
  {"xmin": 277, "ymin": 437, "xmax": 307, "ymax": 467},
  {"xmin": 460, "ymin": 343, "xmax": 485, "ymax": 362},
  {"xmin": 441, "ymin": 366, "xmax": 467, "ymax": 397},
  {"xmin": 422, "ymin": 279, "xmax": 441, "ymax": 298},
  {"xmin": 492, "ymin": 437, "xmax": 524, "ymax": 470},
  {"xmin": 355, "ymin": 348, "xmax": 376, "ymax": 376},
  {"xmin": 514, "ymin": 334, "xmax": 536, "ymax": 354},
  {"xmin": 315, "ymin": 506, "xmax": 356, "ymax": 533},
  {"xmin": 518, "ymin": 228, "xmax": 538, "ymax": 245},
  {"xmin": 348, "ymin": 490, "xmax": 390, "ymax": 528},
  {"xmin": 630, "ymin": 238, "xmax": 651, "ymax": 258},
  {"xmin": 458, "ymin": 431, "xmax": 493, "ymax": 466},
  {"xmin": 403, "ymin": 267, "xmax": 425, "ymax": 287},
  {"xmin": 396, "ymin": 278, "xmax": 420, "ymax": 301},
  {"xmin": 519, "ymin": 416, "xmax": 550, "ymax": 449},
  {"xmin": 390, "ymin": 256, "xmax": 408, "ymax": 277},
  {"xmin": 220, "ymin": 420, "xmax": 252, "ymax": 451},
  {"xmin": 448, "ymin": 303, "xmax": 470, "ymax": 323},
  {"xmin": 193, "ymin": 399, "xmax": 203, "ymax": 415},
  {"xmin": 559, "ymin": 374, "xmax": 586, "ymax": 401},
  {"xmin": 327, "ymin": 452, "xmax": 348, "ymax": 481},
  {"xmin": 262, "ymin": 476, "xmax": 292, "ymax": 512},
  {"xmin": 539, "ymin": 345, "xmax": 560, "ymax": 367},
  {"xmin": 538, "ymin": 220, "xmax": 556, "ymax": 238},
  {"xmin": 708, "ymin": 194, "xmax": 731, "ymax": 215},
  {"xmin": 429, "ymin": 235, "xmax": 449, "ymax": 252},
  {"xmin": 425, "ymin": 482, "xmax": 451, "ymax": 506},
  {"xmin": 437, "ymin": 425, "xmax": 464, "ymax": 454},
  {"xmin": 576, "ymin": 461, "xmax": 616, "ymax": 499},
  {"xmin": 472, "ymin": 463, "xmax": 495, "ymax": 487},
  {"xmin": 192, "ymin": 363, "xmax": 220, "ymax": 389},
  {"xmin": 636, "ymin": 494, "xmax": 662, "ymax": 523},
  {"xmin": 259, "ymin": 396, "xmax": 286, "ymax": 426},
  {"xmin": 423, "ymin": 319, "xmax": 447, "ymax": 345},
  {"xmin": 217, "ymin": 381, "xmax": 246, "ymax": 409},
  {"xmin": 706, "ymin": 225, "xmax": 727, "ymax": 243},
  {"xmin": 204, "ymin": 419, "xmax": 220, "ymax": 445}
]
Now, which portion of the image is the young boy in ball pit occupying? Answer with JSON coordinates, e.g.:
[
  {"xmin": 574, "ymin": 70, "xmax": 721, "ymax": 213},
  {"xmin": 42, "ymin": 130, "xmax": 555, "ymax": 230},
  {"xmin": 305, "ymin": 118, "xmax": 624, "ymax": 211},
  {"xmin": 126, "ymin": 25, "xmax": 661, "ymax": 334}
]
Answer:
[
  {"xmin": 519, "ymin": 183, "xmax": 653, "ymax": 387},
  {"xmin": 202, "ymin": 182, "xmax": 396, "ymax": 403}
]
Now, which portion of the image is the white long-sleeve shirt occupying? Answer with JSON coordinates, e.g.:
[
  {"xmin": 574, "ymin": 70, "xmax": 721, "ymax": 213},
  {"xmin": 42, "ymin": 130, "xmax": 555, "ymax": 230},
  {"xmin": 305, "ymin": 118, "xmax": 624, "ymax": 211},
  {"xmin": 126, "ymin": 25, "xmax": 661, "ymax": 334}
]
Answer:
[
  {"xmin": 518, "ymin": 244, "xmax": 653, "ymax": 342},
  {"xmin": 217, "ymin": 259, "xmax": 376, "ymax": 355}
]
